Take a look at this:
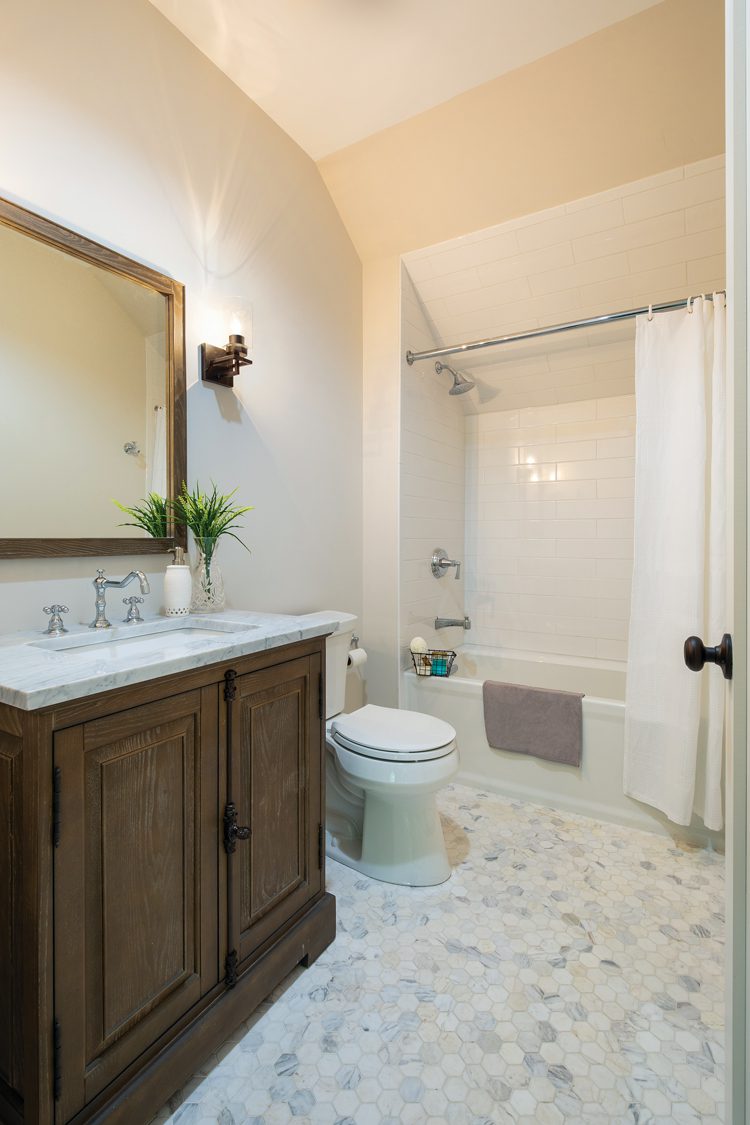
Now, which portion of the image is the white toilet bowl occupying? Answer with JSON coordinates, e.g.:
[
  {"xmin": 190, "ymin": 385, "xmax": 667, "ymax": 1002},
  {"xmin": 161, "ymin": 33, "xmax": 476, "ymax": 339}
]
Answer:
[{"xmin": 325, "ymin": 704, "xmax": 459, "ymax": 886}]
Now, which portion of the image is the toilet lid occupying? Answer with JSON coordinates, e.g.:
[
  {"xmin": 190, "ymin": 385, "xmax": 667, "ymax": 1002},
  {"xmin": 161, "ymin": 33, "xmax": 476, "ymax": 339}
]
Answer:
[{"xmin": 331, "ymin": 704, "xmax": 456, "ymax": 755}]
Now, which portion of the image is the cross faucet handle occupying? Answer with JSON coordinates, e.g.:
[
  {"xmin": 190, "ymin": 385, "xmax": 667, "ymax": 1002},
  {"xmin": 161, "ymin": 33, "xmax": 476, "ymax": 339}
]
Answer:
[
  {"xmin": 123, "ymin": 596, "xmax": 145, "ymax": 624},
  {"xmin": 43, "ymin": 605, "xmax": 69, "ymax": 636}
]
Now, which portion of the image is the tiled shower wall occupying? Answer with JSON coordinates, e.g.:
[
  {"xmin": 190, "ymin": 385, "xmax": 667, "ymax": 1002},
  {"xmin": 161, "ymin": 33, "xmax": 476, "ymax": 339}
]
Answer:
[
  {"xmin": 400, "ymin": 268, "xmax": 466, "ymax": 668},
  {"xmin": 402, "ymin": 156, "xmax": 725, "ymax": 666},
  {"xmin": 465, "ymin": 395, "xmax": 635, "ymax": 661}
]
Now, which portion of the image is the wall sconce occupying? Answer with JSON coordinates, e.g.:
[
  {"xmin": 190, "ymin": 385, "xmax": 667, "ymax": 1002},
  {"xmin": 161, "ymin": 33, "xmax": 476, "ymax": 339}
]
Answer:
[
  {"xmin": 200, "ymin": 298, "xmax": 253, "ymax": 388},
  {"xmin": 201, "ymin": 334, "xmax": 252, "ymax": 388}
]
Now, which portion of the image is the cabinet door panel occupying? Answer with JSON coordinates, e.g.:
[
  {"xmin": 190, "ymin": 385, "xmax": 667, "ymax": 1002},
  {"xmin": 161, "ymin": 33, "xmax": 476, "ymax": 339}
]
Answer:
[
  {"xmin": 54, "ymin": 689, "xmax": 218, "ymax": 1121},
  {"xmin": 230, "ymin": 655, "xmax": 322, "ymax": 969}
]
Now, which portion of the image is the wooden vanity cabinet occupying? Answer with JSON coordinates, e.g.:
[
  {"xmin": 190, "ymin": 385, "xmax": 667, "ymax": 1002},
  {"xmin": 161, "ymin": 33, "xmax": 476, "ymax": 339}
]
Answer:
[{"xmin": 0, "ymin": 636, "xmax": 335, "ymax": 1125}]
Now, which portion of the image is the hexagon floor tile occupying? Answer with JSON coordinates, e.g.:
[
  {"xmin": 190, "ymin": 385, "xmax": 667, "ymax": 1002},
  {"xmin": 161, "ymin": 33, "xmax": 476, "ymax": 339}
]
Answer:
[{"xmin": 150, "ymin": 784, "xmax": 724, "ymax": 1124}]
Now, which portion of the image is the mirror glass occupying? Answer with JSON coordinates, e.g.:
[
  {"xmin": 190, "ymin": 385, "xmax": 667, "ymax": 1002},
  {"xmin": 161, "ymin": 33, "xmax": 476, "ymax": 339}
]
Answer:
[{"xmin": 0, "ymin": 197, "xmax": 185, "ymax": 556}]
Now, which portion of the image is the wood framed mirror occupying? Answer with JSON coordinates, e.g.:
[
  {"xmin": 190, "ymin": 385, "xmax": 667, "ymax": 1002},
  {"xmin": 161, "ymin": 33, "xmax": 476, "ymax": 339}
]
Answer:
[{"xmin": 0, "ymin": 195, "xmax": 186, "ymax": 558}]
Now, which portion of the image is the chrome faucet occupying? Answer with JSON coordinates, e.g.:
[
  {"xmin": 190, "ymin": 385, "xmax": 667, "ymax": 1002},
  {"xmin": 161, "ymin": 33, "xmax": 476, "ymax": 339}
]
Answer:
[{"xmin": 91, "ymin": 569, "xmax": 150, "ymax": 629}]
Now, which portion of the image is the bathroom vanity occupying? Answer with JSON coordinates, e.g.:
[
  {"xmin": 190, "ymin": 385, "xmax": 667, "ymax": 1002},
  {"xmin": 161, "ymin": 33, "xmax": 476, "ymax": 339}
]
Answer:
[{"xmin": 0, "ymin": 611, "xmax": 343, "ymax": 1125}]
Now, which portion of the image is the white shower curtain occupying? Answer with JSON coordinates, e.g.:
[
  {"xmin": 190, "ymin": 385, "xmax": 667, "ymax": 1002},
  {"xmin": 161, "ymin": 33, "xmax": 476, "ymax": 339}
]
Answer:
[
  {"xmin": 146, "ymin": 405, "xmax": 168, "ymax": 498},
  {"xmin": 623, "ymin": 295, "xmax": 726, "ymax": 830}
]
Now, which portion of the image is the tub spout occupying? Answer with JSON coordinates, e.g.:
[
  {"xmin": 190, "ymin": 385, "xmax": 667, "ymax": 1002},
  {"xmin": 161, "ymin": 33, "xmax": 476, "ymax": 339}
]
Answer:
[{"xmin": 435, "ymin": 616, "xmax": 471, "ymax": 630}]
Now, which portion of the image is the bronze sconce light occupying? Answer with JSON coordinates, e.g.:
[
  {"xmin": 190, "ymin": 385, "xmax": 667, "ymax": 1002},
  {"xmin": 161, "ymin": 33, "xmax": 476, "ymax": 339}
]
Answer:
[{"xmin": 200, "ymin": 333, "xmax": 252, "ymax": 388}]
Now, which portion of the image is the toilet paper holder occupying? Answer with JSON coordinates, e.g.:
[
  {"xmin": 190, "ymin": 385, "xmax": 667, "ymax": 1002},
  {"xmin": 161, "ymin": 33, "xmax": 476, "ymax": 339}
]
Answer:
[{"xmin": 347, "ymin": 635, "xmax": 367, "ymax": 668}]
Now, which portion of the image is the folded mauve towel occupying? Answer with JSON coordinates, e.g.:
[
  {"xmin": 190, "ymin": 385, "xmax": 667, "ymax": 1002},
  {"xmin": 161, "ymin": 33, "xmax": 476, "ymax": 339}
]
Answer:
[{"xmin": 482, "ymin": 680, "xmax": 584, "ymax": 767}]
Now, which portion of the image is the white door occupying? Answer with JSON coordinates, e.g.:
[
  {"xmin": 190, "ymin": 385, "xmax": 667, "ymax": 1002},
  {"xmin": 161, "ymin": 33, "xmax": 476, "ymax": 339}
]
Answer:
[{"xmin": 726, "ymin": 3, "xmax": 748, "ymax": 1121}]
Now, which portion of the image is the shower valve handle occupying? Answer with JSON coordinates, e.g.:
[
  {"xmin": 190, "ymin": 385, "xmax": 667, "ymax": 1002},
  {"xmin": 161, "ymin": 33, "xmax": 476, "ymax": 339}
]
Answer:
[
  {"xmin": 684, "ymin": 634, "xmax": 733, "ymax": 680},
  {"xmin": 431, "ymin": 549, "xmax": 461, "ymax": 579}
]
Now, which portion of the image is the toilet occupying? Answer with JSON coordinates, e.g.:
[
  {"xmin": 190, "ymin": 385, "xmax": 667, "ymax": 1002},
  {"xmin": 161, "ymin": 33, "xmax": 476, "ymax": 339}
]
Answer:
[{"xmin": 325, "ymin": 619, "xmax": 459, "ymax": 886}]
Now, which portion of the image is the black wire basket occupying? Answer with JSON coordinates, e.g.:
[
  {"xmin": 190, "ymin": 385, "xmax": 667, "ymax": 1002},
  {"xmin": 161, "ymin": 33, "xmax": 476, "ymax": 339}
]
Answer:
[{"xmin": 411, "ymin": 649, "xmax": 457, "ymax": 678}]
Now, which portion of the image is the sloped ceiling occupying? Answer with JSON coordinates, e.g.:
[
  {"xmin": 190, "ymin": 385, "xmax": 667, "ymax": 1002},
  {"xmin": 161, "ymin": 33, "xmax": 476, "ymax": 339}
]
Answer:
[{"xmin": 148, "ymin": 0, "xmax": 664, "ymax": 159}]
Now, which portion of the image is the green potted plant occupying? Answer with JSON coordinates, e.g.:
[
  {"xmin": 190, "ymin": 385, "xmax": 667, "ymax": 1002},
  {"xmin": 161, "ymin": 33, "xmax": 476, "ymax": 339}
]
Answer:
[
  {"xmin": 172, "ymin": 481, "xmax": 253, "ymax": 611},
  {"xmin": 112, "ymin": 492, "xmax": 170, "ymax": 538}
]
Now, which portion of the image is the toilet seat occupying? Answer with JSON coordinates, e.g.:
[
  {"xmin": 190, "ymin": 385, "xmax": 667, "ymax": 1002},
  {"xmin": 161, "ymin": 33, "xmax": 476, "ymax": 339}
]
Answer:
[{"xmin": 330, "ymin": 704, "xmax": 456, "ymax": 763}]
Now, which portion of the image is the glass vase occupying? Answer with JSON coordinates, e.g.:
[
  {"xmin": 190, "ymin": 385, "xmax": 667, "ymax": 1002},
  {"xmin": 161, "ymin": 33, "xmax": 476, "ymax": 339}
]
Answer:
[{"xmin": 191, "ymin": 537, "xmax": 225, "ymax": 612}]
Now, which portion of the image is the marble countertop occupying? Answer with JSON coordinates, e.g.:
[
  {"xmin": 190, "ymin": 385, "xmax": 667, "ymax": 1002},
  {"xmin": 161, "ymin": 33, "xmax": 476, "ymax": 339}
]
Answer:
[{"xmin": 0, "ymin": 609, "xmax": 355, "ymax": 711}]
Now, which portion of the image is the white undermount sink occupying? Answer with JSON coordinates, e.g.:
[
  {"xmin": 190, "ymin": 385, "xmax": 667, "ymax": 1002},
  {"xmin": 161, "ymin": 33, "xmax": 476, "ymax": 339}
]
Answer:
[{"xmin": 29, "ymin": 618, "xmax": 256, "ymax": 662}]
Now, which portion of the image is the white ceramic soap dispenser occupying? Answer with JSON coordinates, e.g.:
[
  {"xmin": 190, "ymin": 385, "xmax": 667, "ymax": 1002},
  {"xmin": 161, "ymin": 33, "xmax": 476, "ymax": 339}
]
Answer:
[{"xmin": 164, "ymin": 546, "xmax": 192, "ymax": 616}]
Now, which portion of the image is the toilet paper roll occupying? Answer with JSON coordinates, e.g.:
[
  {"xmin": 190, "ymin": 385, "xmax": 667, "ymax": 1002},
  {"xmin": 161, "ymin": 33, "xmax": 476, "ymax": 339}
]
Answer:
[{"xmin": 347, "ymin": 647, "xmax": 368, "ymax": 669}]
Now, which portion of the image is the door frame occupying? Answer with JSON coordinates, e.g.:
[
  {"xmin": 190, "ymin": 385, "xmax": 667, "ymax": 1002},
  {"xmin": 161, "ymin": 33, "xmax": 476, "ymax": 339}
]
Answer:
[{"xmin": 727, "ymin": 1, "xmax": 749, "ymax": 1121}]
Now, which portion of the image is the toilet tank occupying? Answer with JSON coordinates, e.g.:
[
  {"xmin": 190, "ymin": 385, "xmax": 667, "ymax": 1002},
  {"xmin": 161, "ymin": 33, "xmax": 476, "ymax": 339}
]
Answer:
[{"xmin": 325, "ymin": 615, "xmax": 358, "ymax": 719}]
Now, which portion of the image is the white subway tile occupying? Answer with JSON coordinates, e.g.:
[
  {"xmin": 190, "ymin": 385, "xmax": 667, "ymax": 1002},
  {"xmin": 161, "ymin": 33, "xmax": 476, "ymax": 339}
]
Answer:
[
  {"xmin": 556, "ymin": 498, "xmax": 633, "ymax": 520},
  {"xmin": 595, "ymin": 558, "xmax": 634, "ymax": 580},
  {"xmin": 519, "ymin": 401, "xmax": 596, "ymax": 427},
  {"xmin": 523, "ymin": 557, "xmax": 597, "ymax": 579},
  {"xmin": 597, "ymin": 518, "xmax": 634, "ymax": 539},
  {"xmin": 478, "ymin": 424, "xmax": 556, "ymax": 448},
  {"xmin": 556, "ymin": 538, "xmax": 633, "ymax": 559},
  {"xmin": 530, "ymin": 252, "xmax": 629, "ymax": 298},
  {"xmin": 521, "ymin": 440, "xmax": 596, "ymax": 463},
  {"xmin": 621, "ymin": 169, "xmax": 725, "ymax": 224},
  {"xmin": 525, "ymin": 519, "xmax": 598, "ymax": 539},
  {"xmin": 556, "ymin": 417, "xmax": 635, "ymax": 443},
  {"xmin": 519, "ymin": 594, "xmax": 598, "ymax": 620},
  {"xmin": 683, "ymin": 154, "xmax": 725, "ymax": 177},
  {"xmin": 573, "ymin": 211, "xmax": 684, "ymax": 263},
  {"xmin": 515, "ymin": 199, "xmax": 625, "ymax": 252},
  {"xmin": 401, "ymin": 495, "xmax": 464, "ymax": 521},
  {"xmin": 476, "ymin": 242, "xmax": 575, "ymax": 288},
  {"xmin": 401, "ymin": 473, "xmax": 464, "ymax": 503},
  {"xmin": 401, "ymin": 452, "xmax": 465, "ymax": 485},
  {"xmin": 555, "ymin": 617, "xmax": 628, "ymax": 641},
  {"xmin": 527, "ymin": 480, "xmax": 597, "ymax": 501},
  {"xmin": 423, "ymin": 228, "xmax": 521, "ymax": 278},
  {"xmin": 416, "ymin": 266, "xmax": 483, "ymax": 302},
  {"xmin": 596, "ymin": 394, "xmax": 636, "ymax": 419},
  {"xmin": 596, "ymin": 437, "xmax": 635, "ymax": 459},
  {"xmin": 627, "ymin": 226, "xmax": 725, "ymax": 274},
  {"xmin": 596, "ymin": 598, "xmax": 630, "ymax": 620},
  {"xmin": 687, "ymin": 254, "xmax": 726, "ymax": 286},
  {"xmin": 556, "ymin": 457, "xmax": 634, "ymax": 481},
  {"xmin": 597, "ymin": 477, "xmax": 634, "ymax": 499},
  {"xmin": 685, "ymin": 198, "xmax": 725, "ymax": 235}
]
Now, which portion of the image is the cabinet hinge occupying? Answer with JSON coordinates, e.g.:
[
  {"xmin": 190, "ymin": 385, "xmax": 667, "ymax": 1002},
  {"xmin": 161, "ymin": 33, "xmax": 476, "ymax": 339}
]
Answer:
[
  {"xmin": 224, "ymin": 668, "xmax": 238, "ymax": 703},
  {"xmin": 318, "ymin": 823, "xmax": 325, "ymax": 869},
  {"xmin": 225, "ymin": 949, "xmax": 239, "ymax": 990},
  {"xmin": 53, "ymin": 1018, "xmax": 61, "ymax": 1101},
  {"xmin": 52, "ymin": 766, "xmax": 62, "ymax": 848},
  {"xmin": 318, "ymin": 673, "xmax": 324, "ymax": 721}
]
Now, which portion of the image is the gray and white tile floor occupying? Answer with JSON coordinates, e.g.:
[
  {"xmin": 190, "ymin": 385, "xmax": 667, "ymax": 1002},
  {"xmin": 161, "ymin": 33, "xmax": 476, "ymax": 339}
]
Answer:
[{"xmin": 151, "ymin": 784, "xmax": 725, "ymax": 1124}]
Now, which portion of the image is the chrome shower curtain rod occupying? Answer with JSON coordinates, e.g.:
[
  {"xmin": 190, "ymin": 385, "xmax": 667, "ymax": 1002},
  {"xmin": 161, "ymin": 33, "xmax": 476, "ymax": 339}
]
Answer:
[{"xmin": 405, "ymin": 291, "xmax": 726, "ymax": 365}]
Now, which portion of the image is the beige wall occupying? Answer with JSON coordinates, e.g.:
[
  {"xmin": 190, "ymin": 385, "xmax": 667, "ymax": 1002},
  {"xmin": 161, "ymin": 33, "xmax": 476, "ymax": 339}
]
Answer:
[
  {"xmin": 320, "ymin": 0, "xmax": 725, "ymax": 705},
  {"xmin": 320, "ymin": 0, "xmax": 724, "ymax": 262},
  {"xmin": 0, "ymin": 0, "xmax": 362, "ymax": 632}
]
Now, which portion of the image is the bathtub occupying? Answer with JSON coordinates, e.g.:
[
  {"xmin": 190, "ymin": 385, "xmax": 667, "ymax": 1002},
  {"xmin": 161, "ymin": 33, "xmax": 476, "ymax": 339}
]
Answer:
[{"xmin": 402, "ymin": 645, "xmax": 718, "ymax": 844}]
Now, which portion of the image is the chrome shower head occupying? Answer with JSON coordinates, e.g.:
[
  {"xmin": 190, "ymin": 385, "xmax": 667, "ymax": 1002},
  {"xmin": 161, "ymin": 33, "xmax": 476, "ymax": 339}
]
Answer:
[{"xmin": 435, "ymin": 360, "xmax": 475, "ymax": 396}]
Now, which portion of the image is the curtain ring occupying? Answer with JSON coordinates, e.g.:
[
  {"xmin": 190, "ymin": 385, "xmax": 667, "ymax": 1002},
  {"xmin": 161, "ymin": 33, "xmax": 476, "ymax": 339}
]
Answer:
[
  {"xmin": 686, "ymin": 295, "xmax": 693, "ymax": 314},
  {"xmin": 647, "ymin": 304, "xmax": 653, "ymax": 322}
]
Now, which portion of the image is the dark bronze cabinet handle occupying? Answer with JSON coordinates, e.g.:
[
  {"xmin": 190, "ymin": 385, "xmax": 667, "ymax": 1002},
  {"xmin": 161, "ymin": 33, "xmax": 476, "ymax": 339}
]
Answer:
[
  {"xmin": 223, "ymin": 802, "xmax": 251, "ymax": 853},
  {"xmin": 684, "ymin": 634, "xmax": 733, "ymax": 680}
]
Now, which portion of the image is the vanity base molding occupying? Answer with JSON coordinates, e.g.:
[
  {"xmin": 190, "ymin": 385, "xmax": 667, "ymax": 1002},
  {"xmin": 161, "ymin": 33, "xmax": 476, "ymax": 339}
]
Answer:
[{"xmin": 0, "ymin": 636, "xmax": 334, "ymax": 1125}]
